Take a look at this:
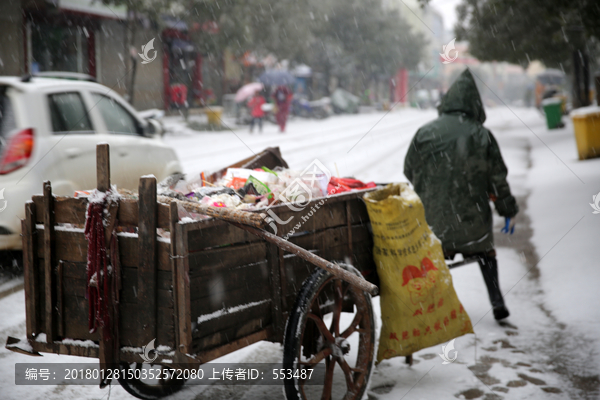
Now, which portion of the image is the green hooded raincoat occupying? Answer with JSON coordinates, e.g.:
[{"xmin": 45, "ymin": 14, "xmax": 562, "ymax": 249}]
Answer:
[{"xmin": 404, "ymin": 68, "xmax": 518, "ymax": 254}]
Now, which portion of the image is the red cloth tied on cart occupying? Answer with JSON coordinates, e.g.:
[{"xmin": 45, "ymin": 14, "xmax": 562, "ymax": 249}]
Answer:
[
  {"xmin": 328, "ymin": 176, "xmax": 376, "ymax": 195},
  {"xmin": 84, "ymin": 191, "xmax": 119, "ymax": 340}
]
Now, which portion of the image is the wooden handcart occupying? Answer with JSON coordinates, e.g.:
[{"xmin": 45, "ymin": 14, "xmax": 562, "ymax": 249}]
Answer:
[{"xmin": 6, "ymin": 144, "xmax": 380, "ymax": 400}]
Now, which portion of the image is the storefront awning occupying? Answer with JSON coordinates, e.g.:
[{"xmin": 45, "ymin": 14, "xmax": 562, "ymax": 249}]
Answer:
[{"xmin": 59, "ymin": 0, "xmax": 126, "ymax": 19}]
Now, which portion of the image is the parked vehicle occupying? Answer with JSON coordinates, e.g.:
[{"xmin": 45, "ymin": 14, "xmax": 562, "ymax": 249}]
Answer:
[
  {"xmin": 292, "ymin": 96, "xmax": 332, "ymax": 119},
  {"xmin": 331, "ymin": 88, "xmax": 360, "ymax": 114},
  {"xmin": 0, "ymin": 74, "xmax": 182, "ymax": 250}
]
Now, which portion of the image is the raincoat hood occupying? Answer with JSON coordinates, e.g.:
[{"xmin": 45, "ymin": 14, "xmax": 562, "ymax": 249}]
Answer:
[{"xmin": 439, "ymin": 68, "xmax": 486, "ymax": 124}]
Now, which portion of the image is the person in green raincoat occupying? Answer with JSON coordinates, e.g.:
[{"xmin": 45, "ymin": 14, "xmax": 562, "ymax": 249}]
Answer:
[{"xmin": 404, "ymin": 68, "xmax": 518, "ymax": 320}]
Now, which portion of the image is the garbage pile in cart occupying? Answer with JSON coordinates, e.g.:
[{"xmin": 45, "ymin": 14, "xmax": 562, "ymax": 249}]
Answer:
[
  {"xmin": 105, "ymin": 147, "xmax": 377, "ymax": 222},
  {"xmin": 160, "ymin": 166, "xmax": 376, "ymax": 214}
]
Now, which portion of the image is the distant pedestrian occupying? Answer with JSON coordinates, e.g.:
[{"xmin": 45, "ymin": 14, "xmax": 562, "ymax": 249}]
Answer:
[
  {"xmin": 247, "ymin": 92, "xmax": 266, "ymax": 133},
  {"xmin": 404, "ymin": 68, "xmax": 519, "ymax": 321},
  {"xmin": 273, "ymin": 85, "xmax": 293, "ymax": 133}
]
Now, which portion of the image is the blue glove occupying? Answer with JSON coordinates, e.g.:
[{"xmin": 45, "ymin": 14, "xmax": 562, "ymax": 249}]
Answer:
[{"xmin": 501, "ymin": 217, "xmax": 515, "ymax": 234}]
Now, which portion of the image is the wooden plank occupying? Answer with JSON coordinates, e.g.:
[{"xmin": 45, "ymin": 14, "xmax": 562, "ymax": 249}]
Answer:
[
  {"xmin": 187, "ymin": 242, "xmax": 267, "ymax": 279},
  {"xmin": 120, "ymin": 304, "xmax": 175, "ymax": 348},
  {"xmin": 117, "ymin": 199, "xmax": 138, "ymax": 227},
  {"xmin": 189, "ymin": 260, "xmax": 269, "ymax": 302},
  {"xmin": 169, "ymin": 202, "xmax": 180, "ymax": 350},
  {"xmin": 62, "ymin": 294, "xmax": 100, "ymax": 341},
  {"xmin": 36, "ymin": 231, "xmax": 170, "ymax": 271},
  {"xmin": 271, "ymin": 200, "xmax": 347, "ymax": 237},
  {"xmin": 193, "ymin": 317, "xmax": 270, "ymax": 353},
  {"xmin": 278, "ymin": 247, "xmax": 287, "ymax": 311},
  {"xmin": 121, "ymin": 267, "xmax": 172, "ymax": 291},
  {"xmin": 31, "ymin": 196, "xmax": 87, "ymax": 225},
  {"xmin": 346, "ymin": 201, "xmax": 353, "ymax": 259},
  {"xmin": 231, "ymin": 222, "xmax": 378, "ymax": 295},
  {"xmin": 30, "ymin": 339, "xmax": 99, "ymax": 359},
  {"xmin": 119, "ymin": 236, "xmax": 171, "ymax": 270},
  {"xmin": 267, "ymin": 242, "xmax": 283, "ymax": 338},
  {"xmin": 192, "ymin": 328, "xmax": 273, "ymax": 363},
  {"xmin": 186, "ymin": 220, "xmax": 261, "ymax": 252},
  {"xmin": 183, "ymin": 190, "xmax": 373, "ymax": 252},
  {"xmin": 191, "ymin": 284, "xmax": 271, "ymax": 322},
  {"xmin": 22, "ymin": 202, "xmax": 39, "ymax": 339},
  {"xmin": 36, "ymin": 260, "xmax": 46, "ymax": 332},
  {"xmin": 137, "ymin": 176, "xmax": 157, "ymax": 345},
  {"xmin": 62, "ymin": 275, "xmax": 172, "ymax": 307},
  {"xmin": 176, "ymin": 223, "xmax": 192, "ymax": 354},
  {"xmin": 57, "ymin": 262, "xmax": 64, "ymax": 337},
  {"xmin": 42, "ymin": 181, "xmax": 55, "ymax": 343},
  {"xmin": 58, "ymin": 293, "xmax": 175, "ymax": 348},
  {"xmin": 36, "ymin": 230, "xmax": 86, "ymax": 263},
  {"xmin": 117, "ymin": 199, "xmax": 171, "ymax": 229},
  {"xmin": 30, "ymin": 339, "xmax": 183, "ymax": 361},
  {"xmin": 96, "ymin": 143, "xmax": 111, "ymax": 192},
  {"xmin": 347, "ymin": 196, "xmax": 371, "ymax": 225},
  {"xmin": 192, "ymin": 301, "xmax": 272, "ymax": 349},
  {"xmin": 31, "ymin": 196, "xmax": 170, "ymax": 229}
]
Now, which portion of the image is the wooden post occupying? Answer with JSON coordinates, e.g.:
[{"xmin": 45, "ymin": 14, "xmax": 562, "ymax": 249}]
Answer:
[
  {"xmin": 138, "ymin": 176, "xmax": 158, "ymax": 345},
  {"xmin": 175, "ymin": 223, "xmax": 192, "ymax": 354},
  {"xmin": 346, "ymin": 201, "xmax": 353, "ymax": 261},
  {"xmin": 278, "ymin": 248, "xmax": 287, "ymax": 312},
  {"xmin": 56, "ymin": 262, "xmax": 64, "ymax": 338},
  {"xmin": 42, "ymin": 181, "xmax": 55, "ymax": 343},
  {"xmin": 267, "ymin": 243, "xmax": 284, "ymax": 340},
  {"xmin": 168, "ymin": 202, "xmax": 181, "ymax": 351},
  {"xmin": 95, "ymin": 143, "xmax": 118, "ymax": 378},
  {"xmin": 96, "ymin": 143, "xmax": 110, "ymax": 192},
  {"xmin": 22, "ymin": 202, "xmax": 38, "ymax": 339}
]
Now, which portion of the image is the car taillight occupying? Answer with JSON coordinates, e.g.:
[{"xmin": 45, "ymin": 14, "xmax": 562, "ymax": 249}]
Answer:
[{"xmin": 0, "ymin": 128, "xmax": 34, "ymax": 175}]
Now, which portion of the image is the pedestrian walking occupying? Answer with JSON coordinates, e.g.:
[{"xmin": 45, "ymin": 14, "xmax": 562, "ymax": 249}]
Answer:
[
  {"xmin": 247, "ymin": 92, "xmax": 266, "ymax": 133},
  {"xmin": 273, "ymin": 85, "xmax": 293, "ymax": 133},
  {"xmin": 404, "ymin": 68, "xmax": 518, "ymax": 321}
]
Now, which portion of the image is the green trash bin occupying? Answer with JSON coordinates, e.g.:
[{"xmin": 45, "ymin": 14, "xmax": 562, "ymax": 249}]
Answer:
[{"xmin": 542, "ymin": 97, "xmax": 564, "ymax": 129}]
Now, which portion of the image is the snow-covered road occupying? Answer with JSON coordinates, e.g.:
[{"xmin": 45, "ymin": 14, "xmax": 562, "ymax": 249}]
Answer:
[{"xmin": 1, "ymin": 107, "xmax": 598, "ymax": 399}]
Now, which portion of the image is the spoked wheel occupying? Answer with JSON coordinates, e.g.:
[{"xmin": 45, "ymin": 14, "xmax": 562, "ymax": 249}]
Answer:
[
  {"xmin": 117, "ymin": 362, "xmax": 187, "ymax": 400},
  {"xmin": 283, "ymin": 264, "xmax": 375, "ymax": 400}
]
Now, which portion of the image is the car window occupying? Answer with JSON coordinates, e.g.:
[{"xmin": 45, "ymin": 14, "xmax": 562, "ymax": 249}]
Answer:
[
  {"xmin": 48, "ymin": 92, "xmax": 93, "ymax": 133},
  {"xmin": 0, "ymin": 87, "xmax": 18, "ymax": 143},
  {"xmin": 92, "ymin": 93, "xmax": 140, "ymax": 136}
]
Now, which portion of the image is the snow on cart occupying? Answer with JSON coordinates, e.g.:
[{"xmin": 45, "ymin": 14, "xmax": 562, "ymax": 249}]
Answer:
[{"xmin": 6, "ymin": 144, "xmax": 380, "ymax": 400}]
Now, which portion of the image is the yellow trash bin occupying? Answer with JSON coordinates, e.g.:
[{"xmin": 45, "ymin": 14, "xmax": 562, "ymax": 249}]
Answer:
[
  {"xmin": 204, "ymin": 106, "xmax": 224, "ymax": 127},
  {"xmin": 571, "ymin": 107, "xmax": 600, "ymax": 160}
]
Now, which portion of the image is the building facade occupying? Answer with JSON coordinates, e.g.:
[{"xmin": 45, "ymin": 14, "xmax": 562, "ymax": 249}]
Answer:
[{"xmin": 0, "ymin": 0, "xmax": 206, "ymax": 111}]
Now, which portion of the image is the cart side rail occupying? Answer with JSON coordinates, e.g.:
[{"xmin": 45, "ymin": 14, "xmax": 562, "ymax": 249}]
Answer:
[{"xmin": 22, "ymin": 179, "xmax": 178, "ymax": 362}]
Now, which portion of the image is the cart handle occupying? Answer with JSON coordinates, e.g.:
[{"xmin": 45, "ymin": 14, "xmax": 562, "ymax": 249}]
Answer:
[
  {"xmin": 158, "ymin": 195, "xmax": 270, "ymax": 229},
  {"xmin": 232, "ymin": 223, "xmax": 379, "ymax": 296}
]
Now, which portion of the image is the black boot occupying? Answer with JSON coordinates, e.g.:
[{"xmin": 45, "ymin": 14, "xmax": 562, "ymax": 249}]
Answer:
[{"xmin": 477, "ymin": 253, "xmax": 510, "ymax": 320}]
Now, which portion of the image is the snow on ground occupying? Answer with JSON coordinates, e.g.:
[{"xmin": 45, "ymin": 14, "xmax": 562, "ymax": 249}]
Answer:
[{"xmin": 1, "ymin": 107, "xmax": 598, "ymax": 399}]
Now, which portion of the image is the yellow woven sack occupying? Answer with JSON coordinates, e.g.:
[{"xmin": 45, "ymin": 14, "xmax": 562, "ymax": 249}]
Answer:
[{"xmin": 364, "ymin": 183, "xmax": 473, "ymax": 362}]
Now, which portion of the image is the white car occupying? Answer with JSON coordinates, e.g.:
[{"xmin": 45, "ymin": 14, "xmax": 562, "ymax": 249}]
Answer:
[{"xmin": 0, "ymin": 74, "xmax": 182, "ymax": 250}]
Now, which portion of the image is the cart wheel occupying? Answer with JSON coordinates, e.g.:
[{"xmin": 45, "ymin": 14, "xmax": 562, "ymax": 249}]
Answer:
[
  {"xmin": 283, "ymin": 264, "xmax": 375, "ymax": 400},
  {"xmin": 117, "ymin": 362, "xmax": 187, "ymax": 400}
]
